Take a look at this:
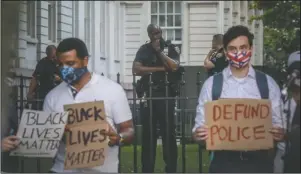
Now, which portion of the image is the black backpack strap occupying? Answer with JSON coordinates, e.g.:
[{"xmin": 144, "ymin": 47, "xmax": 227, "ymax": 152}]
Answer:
[
  {"xmin": 255, "ymin": 70, "xmax": 269, "ymax": 99},
  {"xmin": 212, "ymin": 72, "xmax": 223, "ymax": 100}
]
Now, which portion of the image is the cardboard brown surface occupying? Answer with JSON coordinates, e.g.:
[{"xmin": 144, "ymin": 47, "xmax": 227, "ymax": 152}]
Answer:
[
  {"xmin": 205, "ymin": 98, "xmax": 273, "ymax": 151},
  {"xmin": 64, "ymin": 124, "xmax": 109, "ymax": 170},
  {"xmin": 64, "ymin": 101, "xmax": 106, "ymax": 128},
  {"xmin": 63, "ymin": 101, "xmax": 109, "ymax": 169}
]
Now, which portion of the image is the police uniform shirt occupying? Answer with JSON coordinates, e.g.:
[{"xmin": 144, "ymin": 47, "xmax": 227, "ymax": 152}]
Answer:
[
  {"xmin": 32, "ymin": 57, "xmax": 60, "ymax": 98},
  {"xmin": 134, "ymin": 41, "xmax": 180, "ymax": 83},
  {"xmin": 208, "ymin": 52, "xmax": 228, "ymax": 76}
]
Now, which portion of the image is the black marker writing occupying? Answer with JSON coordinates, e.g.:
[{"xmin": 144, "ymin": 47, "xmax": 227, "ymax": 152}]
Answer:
[
  {"xmin": 67, "ymin": 106, "xmax": 104, "ymax": 125},
  {"xmin": 22, "ymin": 128, "xmax": 62, "ymax": 139},
  {"xmin": 67, "ymin": 128, "xmax": 107, "ymax": 146},
  {"xmin": 65, "ymin": 148, "xmax": 105, "ymax": 167},
  {"xmin": 18, "ymin": 139, "xmax": 60, "ymax": 151},
  {"xmin": 26, "ymin": 112, "xmax": 66, "ymax": 126}
]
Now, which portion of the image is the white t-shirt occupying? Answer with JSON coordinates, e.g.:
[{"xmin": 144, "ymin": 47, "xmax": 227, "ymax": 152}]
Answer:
[{"xmin": 43, "ymin": 73, "xmax": 132, "ymax": 173}]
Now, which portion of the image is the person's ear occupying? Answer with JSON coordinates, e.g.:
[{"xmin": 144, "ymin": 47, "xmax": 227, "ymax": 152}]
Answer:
[{"xmin": 83, "ymin": 56, "xmax": 89, "ymax": 67}]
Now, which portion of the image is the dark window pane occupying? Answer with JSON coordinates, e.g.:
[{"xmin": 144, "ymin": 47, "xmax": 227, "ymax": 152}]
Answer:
[
  {"xmin": 159, "ymin": 1, "xmax": 165, "ymax": 13},
  {"xmin": 167, "ymin": 15, "xmax": 173, "ymax": 27},
  {"xmin": 151, "ymin": 15, "xmax": 158, "ymax": 25},
  {"xmin": 175, "ymin": 15, "xmax": 182, "ymax": 26},
  {"xmin": 151, "ymin": 1, "xmax": 158, "ymax": 14},
  {"xmin": 159, "ymin": 15, "xmax": 166, "ymax": 26},
  {"xmin": 167, "ymin": 1, "xmax": 173, "ymax": 13},
  {"xmin": 167, "ymin": 30, "xmax": 174, "ymax": 41},
  {"xmin": 175, "ymin": 29, "xmax": 182, "ymax": 41},
  {"xmin": 175, "ymin": 1, "xmax": 181, "ymax": 13}
]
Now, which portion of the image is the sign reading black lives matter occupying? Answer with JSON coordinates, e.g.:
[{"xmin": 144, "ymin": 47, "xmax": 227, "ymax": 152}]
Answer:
[
  {"xmin": 63, "ymin": 101, "xmax": 109, "ymax": 170},
  {"xmin": 10, "ymin": 109, "xmax": 68, "ymax": 157}
]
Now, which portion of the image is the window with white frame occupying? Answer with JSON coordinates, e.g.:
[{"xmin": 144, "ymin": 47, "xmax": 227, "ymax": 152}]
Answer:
[
  {"xmin": 151, "ymin": 1, "xmax": 183, "ymax": 53},
  {"xmin": 27, "ymin": 1, "xmax": 36, "ymax": 38},
  {"xmin": 48, "ymin": 1, "xmax": 57, "ymax": 42},
  {"xmin": 84, "ymin": 2, "xmax": 91, "ymax": 51}
]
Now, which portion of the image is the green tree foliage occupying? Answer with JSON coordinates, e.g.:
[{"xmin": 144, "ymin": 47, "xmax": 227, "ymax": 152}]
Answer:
[{"xmin": 250, "ymin": 1, "xmax": 300, "ymax": 72}]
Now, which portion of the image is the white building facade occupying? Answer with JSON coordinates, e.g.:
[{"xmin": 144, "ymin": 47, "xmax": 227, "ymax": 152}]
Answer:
[{"xmin": 14, "ymin": 1, "xmax": 263, "ymax": 89}]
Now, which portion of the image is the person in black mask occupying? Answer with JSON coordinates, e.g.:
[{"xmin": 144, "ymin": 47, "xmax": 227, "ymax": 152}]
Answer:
[
  {"xmin": 204, "ymin": 34, "xmax": 228, "ymax": 77},
  {"xmin": 27, "ymin": 45, "xmax": 61, "ymax": 110},
  {"xmin": 279, "ymin": 51, "xmax": 300, "ymax": 173},
  {"xmin": 132, "ymin": 24, "xmax": 180, "ymax": 173}
]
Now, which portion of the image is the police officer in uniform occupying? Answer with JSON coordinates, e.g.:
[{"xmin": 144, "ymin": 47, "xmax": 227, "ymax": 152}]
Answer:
[
  {"xmin": 204, "ymin": 34, "xmax": 228, "ymax": 77},
  {"xmin": 27, "ymin": 45, "xmax": 61, "ymax": 110},
  {"xmin": 132, "ymin": 24, "xmax": 180, "ymax": 173},
  {"xmin": 282, "ymin": 51, "xmax": 300, "ymax": 173}
]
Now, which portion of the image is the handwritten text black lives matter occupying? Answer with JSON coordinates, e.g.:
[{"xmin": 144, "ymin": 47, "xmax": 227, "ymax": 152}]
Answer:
[
  {"xmin": 63, "ymin": 101, "xmax": 109, "ymax": 170},
  {"xmin": 10, "ymin": 109, "xmax": 68, "ymax": 157}
]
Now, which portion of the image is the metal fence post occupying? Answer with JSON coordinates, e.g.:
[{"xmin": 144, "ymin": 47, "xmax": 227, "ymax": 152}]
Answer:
[
  {"xmin": 116, "ymin": 73, "xmax": 121, "ymax": 173},
  {"xmin": 19, "ymin": 75, "xmax": 24, "ymax": 173},
  {"xmin": 196, "ymin": 72, "xmax": 203, "ymax": 173},
  {"xmin": 132, "ymin": 74, "xmax": 138, "ymax": 173},
  {"xmin": 180, "ymin": 71, "xmax": 186, "ymax": 173},
  {"xmin": 148, "ymin": 73, "xmax": 154, "ymax": 172},
  {"xmin": 164, "ymin": 72, "xmax": 170, "ymax": 171}
]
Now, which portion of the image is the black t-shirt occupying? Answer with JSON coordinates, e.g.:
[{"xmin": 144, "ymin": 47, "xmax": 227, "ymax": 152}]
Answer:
[
  {"xmin": 207, "ymin": 52, "xmax": 228, "ymax": 76},
  {"xmin": 134, "ymin": 42, "xmax": 180, "ymax": 83},
  {"xmin": 32, "ymin": 57, "xmax": 60, "ymax": 98},
  {"xmin": 285, "ymin": 103, "xmax": 300, "ymax": 173}
]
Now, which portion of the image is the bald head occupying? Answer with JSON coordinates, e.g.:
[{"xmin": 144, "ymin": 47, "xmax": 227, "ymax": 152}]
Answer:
[
  {"xmin": 46, "ymin": 45, "xmax": 56, "ymax": 59},
  {"xmin": 147, "ymin": 24, "xmax": 161, "ymax": 34},
  {"xmin": 147, "ymin": 24, "xmax": 162, "ymax": 42},
  {"xmin": 212, "ymin": 34, "xmax": 223, "ymax": 49}
]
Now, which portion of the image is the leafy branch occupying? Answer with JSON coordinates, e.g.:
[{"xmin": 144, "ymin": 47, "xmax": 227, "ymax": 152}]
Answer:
[{"xmin": 249, "ymin": 1, "xmax": 300, "ymax": 72}]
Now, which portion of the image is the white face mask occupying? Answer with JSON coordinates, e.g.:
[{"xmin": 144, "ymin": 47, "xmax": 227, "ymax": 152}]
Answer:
[{"xmin": 226, "ymin": 50, "xmax": 252, "ymax": 68}]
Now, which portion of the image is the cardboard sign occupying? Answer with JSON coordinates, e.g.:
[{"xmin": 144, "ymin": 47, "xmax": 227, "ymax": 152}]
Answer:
[
  {"xmin": 63, "ymin": 101, "xmax": 109, "ymax": 170},
  {"xmin": 205, "ymin": 98, "xmax": 273, "ymax": 151},
  {"xmin": 10, "ymin": 109, "xmax": 68, "ymax": 157},
  {"xmin": 64, "ymin": 101, "xmax": 106, "ymax": 128}
]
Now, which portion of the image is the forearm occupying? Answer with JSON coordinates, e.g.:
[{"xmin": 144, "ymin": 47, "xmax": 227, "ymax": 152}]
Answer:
[
  {"xmin": 28, "ymin": 78, "xmax": 37, "ymax": 94},
  {"xmin": 156, "ymin": 52, "xmax": 179, "ymax": 71},
  {"xmin": 133, "ymin": 65, "xmax": 165, "ymax": 76},
  {"xmin": 119, "ymin": 127, "xmax": 134, "ymax": 145},
  {"xmin": 204, "ymin": 55, "xmax": 215, "ymax": 70}
]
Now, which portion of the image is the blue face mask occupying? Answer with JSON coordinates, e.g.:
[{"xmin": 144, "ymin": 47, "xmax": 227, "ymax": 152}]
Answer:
[{"xmin": 60, "ymin": 66, "xmax": 88, "ymax": 84}]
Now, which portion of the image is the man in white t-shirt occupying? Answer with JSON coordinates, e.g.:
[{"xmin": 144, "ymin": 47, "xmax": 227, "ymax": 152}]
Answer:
[{"xmin": 44, "ymin": 38, "xmax": 134, "ymax": 173}]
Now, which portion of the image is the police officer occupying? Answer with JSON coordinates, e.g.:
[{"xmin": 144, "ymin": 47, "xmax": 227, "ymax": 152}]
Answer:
[
  {"xmin": 275, "ymin": 51, "xmax": 300, "ymax": 173},
  {"xmin": 27, "ymin": 45, "xmax": 61, "ymax": 110},
  {"xmin": 204, "ymin": 34, "xmax": 228, "ymax": 77},
  {"xmin": 132, "ymin": 24, "xmax": 180, "ymax": 173}
]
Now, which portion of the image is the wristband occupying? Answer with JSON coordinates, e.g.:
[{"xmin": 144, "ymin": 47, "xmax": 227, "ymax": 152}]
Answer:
[{"xmin": 118, "ymin": 133, "xmax": 125, "ymax": 146}]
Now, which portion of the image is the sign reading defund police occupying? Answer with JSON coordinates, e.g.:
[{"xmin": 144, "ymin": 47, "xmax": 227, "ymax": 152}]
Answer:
[
  {"xmin": 10, "ymin": 109, "xmax": 68, "ymax": 157},
  {"xmin": 63, "ymin": 101, "xmax": 109, "ymax": 170}
]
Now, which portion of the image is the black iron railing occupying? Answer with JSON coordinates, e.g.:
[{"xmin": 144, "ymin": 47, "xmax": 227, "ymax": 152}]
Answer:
[{"xmin": 6, "ymin": 65, "xmax": 285, "ymax": 173}]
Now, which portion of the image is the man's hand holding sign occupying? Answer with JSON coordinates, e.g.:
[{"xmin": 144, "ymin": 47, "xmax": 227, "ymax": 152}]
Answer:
[{"xmin": 193, "ymin": 99, "xmax": 285, "ymax": 150}]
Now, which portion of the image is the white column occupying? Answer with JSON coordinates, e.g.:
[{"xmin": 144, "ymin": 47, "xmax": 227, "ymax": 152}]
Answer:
[
  {"xmin": 218, "ymin": 1, "xmax": 224, "ymax": 33},
  {"xmin": 107, "ymin": 1, "xmax": 116, "ymax": 79},
  {"xmin": 77, "ymin": 1, "xmax": 85, "ymax": 41}
]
